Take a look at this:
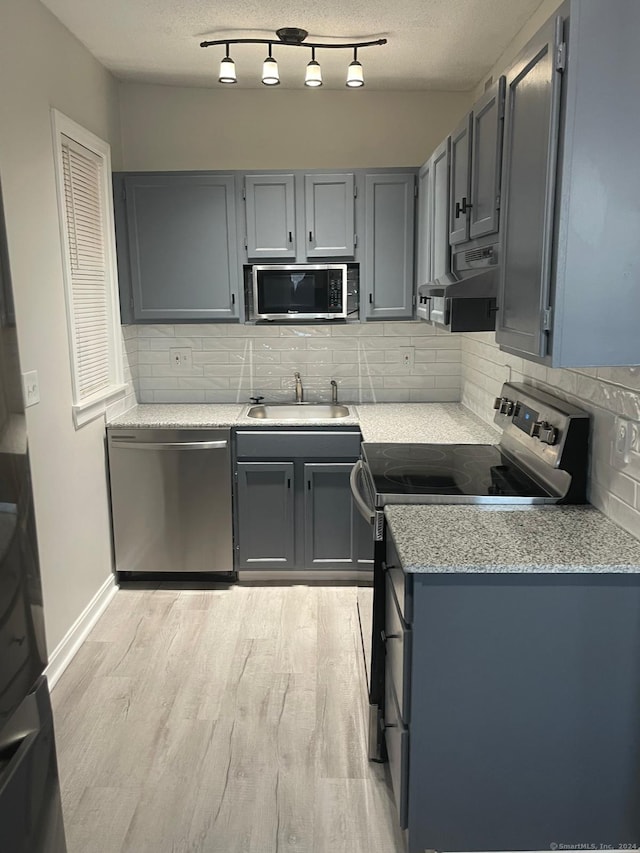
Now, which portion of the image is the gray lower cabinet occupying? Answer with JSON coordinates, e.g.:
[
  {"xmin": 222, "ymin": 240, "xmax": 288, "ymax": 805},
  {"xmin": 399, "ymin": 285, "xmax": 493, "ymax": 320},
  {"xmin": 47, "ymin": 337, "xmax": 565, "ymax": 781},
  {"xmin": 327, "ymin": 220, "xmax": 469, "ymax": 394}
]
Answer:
[
  {"xmin": 116, "ymin": 173, "xmax": 240, "ymax": 322},
  {"xmin": 234, "ymin": 429, "xmax": 372, "ymax": 571},
  {"xmin": 497, "ymin": 0, "xmax": 640, "ymax": 366},
  {"xmin": 383, "ymin": 531, "xmax": 640, "ymax": 852},
  {"xmin": 363, "ymin": 173, "xmax": 415, "ymax": 320},
  {"xmin": 235, "ymin": 462, "xmax": 295, "ymax": 569}
]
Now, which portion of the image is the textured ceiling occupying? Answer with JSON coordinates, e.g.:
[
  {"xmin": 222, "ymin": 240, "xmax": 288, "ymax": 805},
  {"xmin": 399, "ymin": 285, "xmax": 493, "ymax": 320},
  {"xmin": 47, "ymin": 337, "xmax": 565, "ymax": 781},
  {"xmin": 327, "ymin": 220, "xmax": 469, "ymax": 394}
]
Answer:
[{"xmin": 40, "ymin": 0, "xmax": 547, "ymax": 91}]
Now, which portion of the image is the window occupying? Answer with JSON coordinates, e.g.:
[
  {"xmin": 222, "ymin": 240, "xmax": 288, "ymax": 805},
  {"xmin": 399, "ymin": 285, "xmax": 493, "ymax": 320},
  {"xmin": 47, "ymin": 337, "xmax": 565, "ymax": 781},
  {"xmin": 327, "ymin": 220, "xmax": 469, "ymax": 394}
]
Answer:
[{"xmin": 51, "ymin": 110, "xmax": 125, "ymax": 428}]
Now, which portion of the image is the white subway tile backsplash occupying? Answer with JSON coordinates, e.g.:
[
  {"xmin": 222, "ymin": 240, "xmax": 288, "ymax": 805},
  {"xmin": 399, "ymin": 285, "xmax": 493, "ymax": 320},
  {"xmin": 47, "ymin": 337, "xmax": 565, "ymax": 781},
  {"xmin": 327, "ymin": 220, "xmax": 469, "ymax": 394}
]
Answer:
[{"xmin": 125, "ymin": 322, "xmax": 463, "ymax": 406}]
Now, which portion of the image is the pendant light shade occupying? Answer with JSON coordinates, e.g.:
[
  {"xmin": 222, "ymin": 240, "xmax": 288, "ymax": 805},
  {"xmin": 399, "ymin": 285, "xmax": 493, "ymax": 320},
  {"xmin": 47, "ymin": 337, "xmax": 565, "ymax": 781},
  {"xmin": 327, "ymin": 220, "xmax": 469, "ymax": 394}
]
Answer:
[
  {"xmin": 262, "ymin": 44, "xmax": 280, "ymax": 85},
  {"xmin": 219, "ymin": 44, "xmax": 237, "ymax": 83},
  {"xmin": 305, "ymin": 48, "xmax": 322, "ymax": 87},
  {"xmin": 346, "ymin": 49, "xmax": 364, "ymax": 87}
]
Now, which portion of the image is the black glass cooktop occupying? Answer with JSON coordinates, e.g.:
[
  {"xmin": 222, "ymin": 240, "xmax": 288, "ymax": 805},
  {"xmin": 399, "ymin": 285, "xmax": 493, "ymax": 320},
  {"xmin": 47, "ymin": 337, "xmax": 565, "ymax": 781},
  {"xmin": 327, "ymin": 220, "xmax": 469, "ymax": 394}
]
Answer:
[{"xmin": 361, "ymin": 442, "xmax": 552, "ymax": 500}]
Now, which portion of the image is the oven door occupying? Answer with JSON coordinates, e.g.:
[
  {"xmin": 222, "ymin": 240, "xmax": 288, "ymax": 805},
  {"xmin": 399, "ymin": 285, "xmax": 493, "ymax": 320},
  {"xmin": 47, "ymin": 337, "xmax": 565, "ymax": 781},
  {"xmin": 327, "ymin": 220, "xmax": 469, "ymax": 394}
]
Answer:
[{"xmin": 350, "ymin": 460, "xmax": 386, "ymax": 761}]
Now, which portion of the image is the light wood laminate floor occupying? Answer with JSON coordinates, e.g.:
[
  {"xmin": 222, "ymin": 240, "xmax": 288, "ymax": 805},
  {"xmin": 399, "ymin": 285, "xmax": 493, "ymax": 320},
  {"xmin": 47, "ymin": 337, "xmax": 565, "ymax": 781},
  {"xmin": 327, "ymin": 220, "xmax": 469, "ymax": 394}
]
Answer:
[{"xmin": 52, "ymin": 583, "xmax": 405, "ymax": 853}]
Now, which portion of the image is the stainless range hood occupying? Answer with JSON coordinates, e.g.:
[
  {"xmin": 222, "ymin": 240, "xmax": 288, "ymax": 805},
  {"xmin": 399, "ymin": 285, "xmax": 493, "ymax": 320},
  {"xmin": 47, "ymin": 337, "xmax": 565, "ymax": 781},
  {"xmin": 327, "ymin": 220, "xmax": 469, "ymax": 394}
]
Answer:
[{"xmin": 417, "ymin": 243, "xmax": 499, "ymax": 332}]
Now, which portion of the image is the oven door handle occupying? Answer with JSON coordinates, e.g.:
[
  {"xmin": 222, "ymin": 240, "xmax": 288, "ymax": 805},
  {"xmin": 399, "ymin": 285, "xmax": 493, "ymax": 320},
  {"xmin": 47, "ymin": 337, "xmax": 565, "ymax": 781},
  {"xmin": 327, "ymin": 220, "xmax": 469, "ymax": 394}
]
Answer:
[{"xmin": 350, "ymin": 460, "xmax": 375, "ymax": 524}]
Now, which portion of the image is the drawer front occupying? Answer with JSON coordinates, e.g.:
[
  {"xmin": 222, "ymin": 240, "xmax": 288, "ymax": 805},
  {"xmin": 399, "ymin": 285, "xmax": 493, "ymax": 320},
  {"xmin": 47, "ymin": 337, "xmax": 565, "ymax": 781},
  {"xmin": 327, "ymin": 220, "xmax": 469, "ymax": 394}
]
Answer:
[
  {"xmin": 235, "ymin": 430, "xmax": 361, "ymax": 459},
  {"xmin": 384, "ymin": 676, "xmax": 409, "ymax": 830},
  {"xmin": 385, "ymin": 532, "xmax": 413, "ymax": 624},
  {"xmin": 385, "ymin": 572, "xmax": 411, "ymax": 723}
]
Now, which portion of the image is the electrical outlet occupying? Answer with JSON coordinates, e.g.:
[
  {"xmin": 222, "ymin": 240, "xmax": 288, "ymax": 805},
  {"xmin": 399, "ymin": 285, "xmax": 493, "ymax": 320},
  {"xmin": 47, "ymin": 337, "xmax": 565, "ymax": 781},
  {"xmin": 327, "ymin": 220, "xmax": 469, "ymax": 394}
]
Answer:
[
  {"xmin": 399, "ymin": 346, "xmax": 415, "ymax": 369},
  {"xmin": 170, "ymin": 348, "xmax": 192, "ymax": 370},
  {"xmin": 22, "ymin": 370, "xmax": 40, "ymax": 407},
  {"xmin": 612, "ymin": 416, "xmax": 633, "ymax": 467}
]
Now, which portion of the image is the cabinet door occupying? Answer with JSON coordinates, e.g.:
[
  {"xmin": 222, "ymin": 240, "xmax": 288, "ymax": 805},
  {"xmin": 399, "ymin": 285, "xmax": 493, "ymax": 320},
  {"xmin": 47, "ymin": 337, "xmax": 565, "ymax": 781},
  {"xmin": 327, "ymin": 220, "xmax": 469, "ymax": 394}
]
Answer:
[
  {"xmin": 123, "ymin": 174, "xmax": 239, "ymax": 321},
  {"xmin": 304, "ymin": 463, "xmax": 359, "ymax": 568},
  {"xmin": 431, "ymin": 139, "xmax": 452, "ymax": 283},
  {"xmin": 449, "ymin": 114, "xmax": 473, "ymax": 246},
  {"xmin": 496, "ymin": 15, "xmax": 563, "ymax": 359},
  {"xmin": 416, "ymin": 161, "xmax": 432, "ymax": 290},
  {"xmin": 469, "ymin": 77, "xmax": 506, "ymax": 240},
  {"xmin": 304, "ymin": 174, "xmax": 355, "ymax": 258},
  {"xmin": 236, "ymin": 462, "xmax": 295, "ymax": 569},
  {"xmin": 364, "ymin": 173, "xmax": 415, "ymax": 319},
  {"xmin": 245, "ymin": 174, "xmax": 296, "ymax": 259}
]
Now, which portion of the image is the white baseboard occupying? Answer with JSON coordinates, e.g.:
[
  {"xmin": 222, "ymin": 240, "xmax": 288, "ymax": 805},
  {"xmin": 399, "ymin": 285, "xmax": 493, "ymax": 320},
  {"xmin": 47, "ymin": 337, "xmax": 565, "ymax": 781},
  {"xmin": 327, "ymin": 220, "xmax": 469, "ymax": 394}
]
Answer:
[{"xmin": 45, "ymin": 574, "xmax": 118, "ymax": 690}]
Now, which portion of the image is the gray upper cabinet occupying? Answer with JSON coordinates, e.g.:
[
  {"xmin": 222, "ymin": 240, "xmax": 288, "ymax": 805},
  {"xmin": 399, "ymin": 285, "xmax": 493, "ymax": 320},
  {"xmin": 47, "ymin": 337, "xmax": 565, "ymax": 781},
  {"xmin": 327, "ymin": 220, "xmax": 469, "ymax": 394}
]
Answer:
[
  {"xmin": 304, "ymin": 174, "xmax": 355, "ymax": 258},
  {"xmin": 121, "ymin": 173, "xmax": 240, "ymax": 321},
  {"xmin": 449, "ymin": 79, "xmax": 505, "ymax": 247},
  {"xmin": 415, "ymin": 161, "xmax": 432, "ymax": 320},
  {"xmin": 245, "ymin": 174, "xmax": 296, "ymax": 259},
  {"xmin": 496, "ymin": 14, "xmax": 561, "ymax": 360},
  {"xmin": 364, "ymin": 172, "xmax": 415, "ymax": 320},
  {"xmin": 469, "ymin": 77, "xmax": 505, "ymax": 240},
  {"xmin": 431, "ymin": 139, "xmax": 451, "ymax": 284},
  {"xmin": 498, "ymin": 0, "xmax": 640, "ymax": 367},
  {"xmin": 449, "ymin": 113, "xmax": 473, "ymax": 246}
]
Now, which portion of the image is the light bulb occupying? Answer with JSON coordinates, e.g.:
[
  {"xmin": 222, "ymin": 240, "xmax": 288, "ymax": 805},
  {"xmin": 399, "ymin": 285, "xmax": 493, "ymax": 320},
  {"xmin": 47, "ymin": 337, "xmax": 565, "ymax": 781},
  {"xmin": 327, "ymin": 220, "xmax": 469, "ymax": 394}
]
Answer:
[
  {"xmin": 219, "ymin": 55, "xmax": 237, "ymax": 84},
  {"xmin": 346, "ymin": 59, "xmax": 364, "ymax": 88},
  {"xmin": 305, "ymin": 60, "xmax": 323, "ymax": 88},
  {"xmin": 262, "ymin": 56, "xmax": 280, "ymax": 86}
]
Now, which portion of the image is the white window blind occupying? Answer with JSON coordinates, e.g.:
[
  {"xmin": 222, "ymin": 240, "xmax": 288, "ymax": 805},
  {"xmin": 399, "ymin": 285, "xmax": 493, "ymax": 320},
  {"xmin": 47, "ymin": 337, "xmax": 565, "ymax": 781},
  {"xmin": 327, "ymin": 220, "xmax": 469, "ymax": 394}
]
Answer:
[
  {"xmin": 61, "ymin": 137, "xmax": 111, "ymax": 400},
  {"xmin": 52, "ymin": 111, "xmax": 124, "ymax": 428}
]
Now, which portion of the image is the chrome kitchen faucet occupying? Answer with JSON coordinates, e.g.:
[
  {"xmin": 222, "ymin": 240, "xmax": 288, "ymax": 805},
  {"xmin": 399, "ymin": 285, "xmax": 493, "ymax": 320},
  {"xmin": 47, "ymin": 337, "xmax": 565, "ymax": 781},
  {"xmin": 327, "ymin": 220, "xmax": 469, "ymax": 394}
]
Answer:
[{"xmin": 294, "ymin": 372, "xmax": 304, "ymax": 403}]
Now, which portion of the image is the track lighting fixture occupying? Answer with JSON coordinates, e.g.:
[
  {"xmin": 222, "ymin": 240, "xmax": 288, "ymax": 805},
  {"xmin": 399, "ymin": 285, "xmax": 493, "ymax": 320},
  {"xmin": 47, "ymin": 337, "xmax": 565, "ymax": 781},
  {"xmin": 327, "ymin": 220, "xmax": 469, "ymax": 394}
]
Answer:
[{"xmin": 201, "ymin": 28, "xmax": 387, "ymax": 88}]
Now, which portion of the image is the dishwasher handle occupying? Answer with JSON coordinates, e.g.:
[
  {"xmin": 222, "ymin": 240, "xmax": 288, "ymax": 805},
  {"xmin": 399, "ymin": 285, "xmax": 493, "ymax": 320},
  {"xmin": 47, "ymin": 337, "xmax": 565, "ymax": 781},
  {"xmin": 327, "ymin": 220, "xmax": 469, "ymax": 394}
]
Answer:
[
  {"xmin": 350, "ymin": 460, "xmax": 375, "ymax": 524},
  {"xmin": 110, "ymin": 439, "xmax": 228, "ymax": 451}
]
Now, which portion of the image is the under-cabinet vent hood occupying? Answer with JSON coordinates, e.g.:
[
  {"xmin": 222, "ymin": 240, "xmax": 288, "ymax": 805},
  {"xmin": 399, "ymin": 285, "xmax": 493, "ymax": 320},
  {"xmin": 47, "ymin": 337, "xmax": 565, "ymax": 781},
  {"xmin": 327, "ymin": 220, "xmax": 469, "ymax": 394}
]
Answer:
[{"xmin": 418, "ymin": 243, "xmax": 499, "ymax": 332}]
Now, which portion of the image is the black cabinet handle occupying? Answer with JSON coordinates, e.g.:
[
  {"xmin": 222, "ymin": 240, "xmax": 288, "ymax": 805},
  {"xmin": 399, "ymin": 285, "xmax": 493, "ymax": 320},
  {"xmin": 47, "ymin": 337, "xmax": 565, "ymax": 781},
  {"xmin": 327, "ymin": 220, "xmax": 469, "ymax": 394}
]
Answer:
[
  {"xmin": 455, "ymin": 200, "xmax": 461, "ymax": 219},
  {"xmin": 381, "ymin": 629, "xmax": 400, "ymax": 644},
  {"xmin": 231, "ymin": 293, "xmax": 235, "ymax": 305},
  {"xmin": 369, "ymin": 293, "xmax": 373, "ymax": 304},
  {"xmin": 309, "ymin": 231, "xmax": 313, "ymax": 242},
  {"xmin": 287, "ymin": 478, "xmax": 291, "ymax": 489},
  {"xmin": 461, "ymin": 196, "xmax": 472, "ymax": 213},
  {"xmin": 307, "ymin": 480, "xmax": 311, "ymax": 491},
  {"xmin": 288, "ymin": 231, "xmax": 293, "ymax": 243}
]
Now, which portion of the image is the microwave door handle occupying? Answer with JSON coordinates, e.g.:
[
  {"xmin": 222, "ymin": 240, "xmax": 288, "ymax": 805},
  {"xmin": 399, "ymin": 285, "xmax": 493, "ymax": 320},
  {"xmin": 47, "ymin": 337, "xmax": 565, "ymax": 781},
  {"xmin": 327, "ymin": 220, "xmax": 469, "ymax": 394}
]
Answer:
[{"xmin": 350, "ymin": 460, "xmax": 375, "ymax": 524}]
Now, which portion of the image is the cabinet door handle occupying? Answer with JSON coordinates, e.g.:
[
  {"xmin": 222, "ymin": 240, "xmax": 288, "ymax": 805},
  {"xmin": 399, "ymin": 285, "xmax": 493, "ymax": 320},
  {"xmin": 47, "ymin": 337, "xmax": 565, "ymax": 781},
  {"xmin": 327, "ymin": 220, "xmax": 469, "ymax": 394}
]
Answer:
[
  {"xmin": 288, "ymin": 231, "xmax": 293, "ymax": 243},
  {"xmin": 307, "ymin": 480, "xmax": 311, "ymax": 491},
  {"xmin": 381, "ymin": 629, "xmax": 400, "ymax": 644},
  {"xmin": 369, "ymin": 293, "xmax": 373, "ymax": 304},
  {"xmin": 231, "ymin": 293, "xmax": 235, "ymax": 306},
  {"xmin": 460, "ymin": 196, "xmax": 472, "ymax": 213},
  {"xmin": 309, "ymin": 231, "xmax": 313, "ymax": 242},
  {"xmin": 287, "ymin": 478, "xmax": 291, "ymax": 489},
  {"xmin": 384, "ymin": 722, "xmax": 398, "ymax": 729}
]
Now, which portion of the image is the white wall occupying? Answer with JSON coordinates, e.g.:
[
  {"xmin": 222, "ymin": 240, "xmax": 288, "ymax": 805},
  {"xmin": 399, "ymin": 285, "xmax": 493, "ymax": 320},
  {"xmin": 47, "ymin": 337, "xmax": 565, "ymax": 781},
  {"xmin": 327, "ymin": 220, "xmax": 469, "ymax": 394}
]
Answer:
[
  {"xmin": 0, "ymin": 0, "xmax": 122, "ymax": 652},
  {"xmin": 118, "ymin": 85, "xmax": 473, "ymax": 171}
]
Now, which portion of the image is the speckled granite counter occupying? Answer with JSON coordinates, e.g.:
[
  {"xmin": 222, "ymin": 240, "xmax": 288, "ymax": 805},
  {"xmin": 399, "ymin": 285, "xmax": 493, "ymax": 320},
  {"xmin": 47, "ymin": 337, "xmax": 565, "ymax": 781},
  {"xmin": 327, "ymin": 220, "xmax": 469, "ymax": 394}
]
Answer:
[
  {"xmin": 108, "ymin": 401, "xmax": 499, "ymax": 443},
  {"xmin": 107, "ymin": 404, "xmax": 244, "ymax": 429},
  {"xmin": 385, "ymin": 504, "xmax": 640, "ymax": 573},
  {"xmin": 356, "ymin": 403, "xmax": 498, "ymax": 444}
]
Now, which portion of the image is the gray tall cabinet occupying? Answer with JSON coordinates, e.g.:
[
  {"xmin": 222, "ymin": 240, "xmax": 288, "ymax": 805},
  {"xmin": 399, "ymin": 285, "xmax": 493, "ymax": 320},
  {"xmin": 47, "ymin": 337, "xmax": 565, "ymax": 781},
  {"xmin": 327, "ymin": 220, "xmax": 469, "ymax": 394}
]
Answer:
[{"xmin": 497, "ymin": 0, "xmax": 640, "ymax": 366}]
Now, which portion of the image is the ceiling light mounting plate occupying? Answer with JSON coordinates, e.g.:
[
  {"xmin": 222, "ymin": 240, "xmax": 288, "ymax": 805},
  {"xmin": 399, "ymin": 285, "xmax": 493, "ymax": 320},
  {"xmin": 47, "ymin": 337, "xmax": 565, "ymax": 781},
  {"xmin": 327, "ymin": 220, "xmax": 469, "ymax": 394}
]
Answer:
[{"xmin": 276, "ymin": 28, "xmax": 308, "ymax": 45}]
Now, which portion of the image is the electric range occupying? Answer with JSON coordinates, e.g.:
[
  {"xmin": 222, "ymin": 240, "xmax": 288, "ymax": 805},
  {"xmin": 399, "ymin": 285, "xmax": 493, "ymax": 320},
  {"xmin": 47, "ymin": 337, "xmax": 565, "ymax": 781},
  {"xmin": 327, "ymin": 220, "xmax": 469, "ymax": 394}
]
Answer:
[{"xmin": 350, "ymin": 381, "xmax": 590, "ymax": 760}]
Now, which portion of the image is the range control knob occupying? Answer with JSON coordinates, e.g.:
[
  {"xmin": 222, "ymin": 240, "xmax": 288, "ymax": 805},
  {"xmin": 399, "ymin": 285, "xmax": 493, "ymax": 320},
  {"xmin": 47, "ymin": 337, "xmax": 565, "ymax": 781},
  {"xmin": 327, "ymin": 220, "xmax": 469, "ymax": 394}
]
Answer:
[
  {"xmin": 530, "ymin": 420, "xmax": 545, "ymax": 438},
  {"xmin": 499, "ymin": 398, "xmax": 515, "ymax": 416},
  {"xmin": 493, "ymin": 397, "xmax": 503, "ymax": 410},
  {"xmin": 539, "ymin": 424, "xmax": 559, "ymax": 446}
]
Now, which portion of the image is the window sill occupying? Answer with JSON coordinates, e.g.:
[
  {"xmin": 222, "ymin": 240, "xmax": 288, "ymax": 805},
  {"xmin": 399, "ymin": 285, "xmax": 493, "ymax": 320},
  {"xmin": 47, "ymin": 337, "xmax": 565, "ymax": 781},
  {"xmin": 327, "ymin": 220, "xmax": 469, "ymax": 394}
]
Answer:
[{"xmin": 73, "ymin": 384, "xmax": 128, "ymax": 429}]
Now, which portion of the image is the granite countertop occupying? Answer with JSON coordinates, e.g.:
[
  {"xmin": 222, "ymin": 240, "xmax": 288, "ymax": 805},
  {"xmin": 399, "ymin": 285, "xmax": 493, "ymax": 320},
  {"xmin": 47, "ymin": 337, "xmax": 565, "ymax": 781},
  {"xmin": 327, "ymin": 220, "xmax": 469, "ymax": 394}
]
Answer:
[
  {"xmin": 385, "ymin": 504, "xmax": 640, "ymax": 574},
  {"xmin": 107, "ymin": 401, "xmax": 499, "ymax": 444}
]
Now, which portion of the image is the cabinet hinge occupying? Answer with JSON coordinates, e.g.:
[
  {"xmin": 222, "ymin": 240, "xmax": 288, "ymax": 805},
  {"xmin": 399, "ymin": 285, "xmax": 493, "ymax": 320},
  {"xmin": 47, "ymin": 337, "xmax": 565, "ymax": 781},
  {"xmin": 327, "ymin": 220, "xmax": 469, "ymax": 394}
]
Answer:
[
  {"xmin": 354, "ymin": 234, "xmax": 358, "ymax": 247},
  {"xmin": 414, "ymin": 179, "xmax": 418, "ymax": 198},
  {"xmin": 496, "ymin": 192, "xmax": 501, "ymax": 210},
  {"xmin": 542, "ymin": 307, "xmax": 553, "ymax": 331},
  {"xmin": 353, "ymin": 185, "xmax": 358, "ymax": 198},
  {"xmin": 242, "ymin": 185, "xmax": 246, "ymax": 200},
  {"xmin": 556, "ymin": 42, "xmax": 566, "ymax": 72},
  {"xmin": 244, "ymin": 237, "xmax": 248, "ymax": 250},
  {"xmin": 130, "ymin": 297, "xmax": 134, "ymax": 309}
]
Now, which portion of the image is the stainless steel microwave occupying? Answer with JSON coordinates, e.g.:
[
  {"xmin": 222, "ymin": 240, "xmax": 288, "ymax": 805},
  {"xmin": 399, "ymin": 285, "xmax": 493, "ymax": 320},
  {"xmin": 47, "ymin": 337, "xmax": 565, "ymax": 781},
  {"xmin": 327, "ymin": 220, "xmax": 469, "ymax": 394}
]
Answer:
[{"xmin": 251, "ymin": 264, "xmax": 348, "ymax": 321}]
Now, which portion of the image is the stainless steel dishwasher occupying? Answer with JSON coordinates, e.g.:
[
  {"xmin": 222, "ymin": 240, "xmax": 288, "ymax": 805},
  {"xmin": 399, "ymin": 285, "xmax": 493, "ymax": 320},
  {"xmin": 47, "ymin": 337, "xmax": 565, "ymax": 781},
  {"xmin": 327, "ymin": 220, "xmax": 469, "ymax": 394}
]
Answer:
[{"xmin": 107, "ymin": 428, "xmax": 234, "ymax": 577}]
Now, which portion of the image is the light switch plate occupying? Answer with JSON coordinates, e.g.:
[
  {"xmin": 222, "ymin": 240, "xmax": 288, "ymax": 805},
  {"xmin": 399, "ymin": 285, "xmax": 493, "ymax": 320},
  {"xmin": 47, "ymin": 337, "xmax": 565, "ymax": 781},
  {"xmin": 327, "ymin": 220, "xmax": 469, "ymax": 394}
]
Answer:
[
  {"xmin": 170, "ymin": 348, "xmax": 193, "ymax": 371},
  {"xmin": 22, "ymin": 370, "xmax": 40, "ymax": 407},
  {"xmin": 399, "ymin": 346, "xmax": 415, "ymax": 369}
]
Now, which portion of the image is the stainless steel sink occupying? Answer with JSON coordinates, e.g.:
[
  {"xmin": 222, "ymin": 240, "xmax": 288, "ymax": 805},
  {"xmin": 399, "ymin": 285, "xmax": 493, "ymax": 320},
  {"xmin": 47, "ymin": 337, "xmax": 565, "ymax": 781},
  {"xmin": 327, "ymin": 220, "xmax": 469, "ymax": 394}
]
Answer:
[{"xmin": 246, "ymin": 403, "xmax": 351, "ymax": 420}]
